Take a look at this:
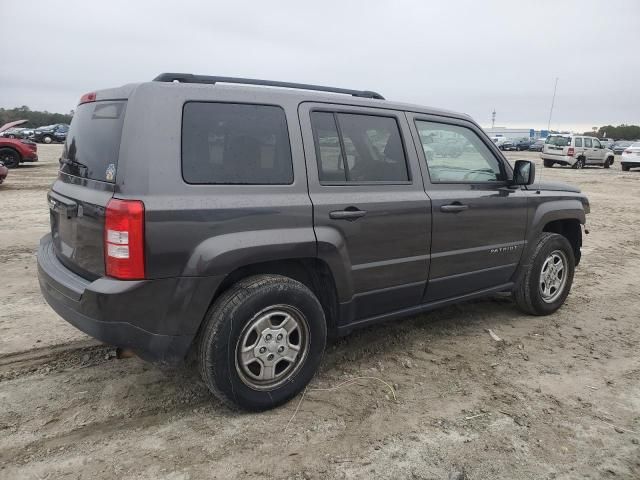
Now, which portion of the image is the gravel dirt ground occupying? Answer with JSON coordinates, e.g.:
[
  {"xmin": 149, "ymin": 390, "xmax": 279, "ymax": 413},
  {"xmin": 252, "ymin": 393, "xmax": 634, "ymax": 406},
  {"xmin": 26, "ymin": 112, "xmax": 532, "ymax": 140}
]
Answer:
[{"xmin": 1, "ymin": 145, "xmax": 638, "ymax": 480}]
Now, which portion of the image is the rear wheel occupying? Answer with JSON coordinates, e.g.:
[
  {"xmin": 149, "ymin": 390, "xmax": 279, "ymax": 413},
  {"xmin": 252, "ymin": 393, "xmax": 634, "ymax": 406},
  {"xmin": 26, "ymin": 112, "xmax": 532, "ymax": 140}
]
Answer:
[
  {"xmin": 42, "ymin": 135, "xmax": 53, "ymax": 144},
  {"xmin": 543, "ymin": 159, "xmax": 554, "ymax": 168},
  {"xmin": 0, "ymin": 148, "xmax": 20, "ymax": 168},
  {"xmin": 514, "ymin": 233, "xmax": 575, "ymax": 315},
  {"xmin": 198, "ymin": 274, "xmax": 327, "ymax": 410},
  {"xmin": 621, "ymin": 164, "xmax": 630, "ymax": 172},
  {"xmin": 573, "ymin": 157, "xmax": 585, "ymax": 169}
]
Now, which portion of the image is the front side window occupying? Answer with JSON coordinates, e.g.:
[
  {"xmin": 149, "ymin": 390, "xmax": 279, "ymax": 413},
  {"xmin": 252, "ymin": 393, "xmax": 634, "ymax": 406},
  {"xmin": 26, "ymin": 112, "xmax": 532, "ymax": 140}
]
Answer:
[
  {"xmin": 592, "ymin": 138, "xmax": 601, "ymax": 148},
  {"xmin": 310, "ymin": 111, "xmax": 409, "ymax": 183},
  {"xmin": 415, "ymin": 121, "xmax": 504, "ymax": 183},
  {"xmin": 182, "ymin": 103, "xmax": 293, "ymax": 184},
  {"xmin": 584, "ymin": 138, "xmax": 593, "ymax": 148}
]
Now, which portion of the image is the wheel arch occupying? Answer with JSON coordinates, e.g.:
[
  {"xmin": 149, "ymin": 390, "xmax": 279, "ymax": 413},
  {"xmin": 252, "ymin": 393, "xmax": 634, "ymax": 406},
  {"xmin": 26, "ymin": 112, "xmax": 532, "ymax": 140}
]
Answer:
[
  {"xmin": 525, "ymin": 202, "xmax": 586, "ymax": 269},
  {"xmin": 542, "ymin": 218, "xmax": 582, "ymax": 265},
  {"xmin": 200, "ymin": 258, "xmax": 340, "ymax": 341}
]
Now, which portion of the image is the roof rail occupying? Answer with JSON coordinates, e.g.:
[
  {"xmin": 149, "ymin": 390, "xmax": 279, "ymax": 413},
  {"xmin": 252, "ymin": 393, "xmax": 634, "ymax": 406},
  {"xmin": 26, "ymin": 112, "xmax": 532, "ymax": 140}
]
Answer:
[{"xmin": 153, "ymin": 73, "xmax": 385, "ymax": 100}]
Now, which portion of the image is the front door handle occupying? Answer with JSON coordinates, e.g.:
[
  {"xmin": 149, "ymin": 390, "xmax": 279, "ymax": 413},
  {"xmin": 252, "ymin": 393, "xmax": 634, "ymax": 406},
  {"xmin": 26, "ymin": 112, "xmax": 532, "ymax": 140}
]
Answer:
[
  {"xmin": 329, "ymin": 208, "xmax": 367, "ymax": 221},
  {"xmin": 440, "ymin": 203, "xmax": 468, "ymax": 213}
]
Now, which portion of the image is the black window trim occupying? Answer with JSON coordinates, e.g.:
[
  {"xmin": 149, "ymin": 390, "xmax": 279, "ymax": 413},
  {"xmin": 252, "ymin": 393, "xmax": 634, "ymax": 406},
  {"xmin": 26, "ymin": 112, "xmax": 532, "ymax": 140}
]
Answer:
[
  {"xmin": 180, "ymin": 100, "xmax": 295, "ymax": 186},
  {"xmin": 413, "ymin": 116, "xmax": 510, "ymax": 186},
  {"xmin": 310, "ymin": 107, "xmax": 413, "ymax": 186}
]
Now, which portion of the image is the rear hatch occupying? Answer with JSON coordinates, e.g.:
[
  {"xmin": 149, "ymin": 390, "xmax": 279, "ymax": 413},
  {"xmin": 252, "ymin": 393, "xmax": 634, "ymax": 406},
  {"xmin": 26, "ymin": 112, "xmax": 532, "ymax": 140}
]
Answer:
[
  {"xmin": 543, "ymin": 135, "xmax": 571, "ymax": 157},
  {"xmin": 49, "ymin": 100, "xmax": 126, "ymax": 279}
]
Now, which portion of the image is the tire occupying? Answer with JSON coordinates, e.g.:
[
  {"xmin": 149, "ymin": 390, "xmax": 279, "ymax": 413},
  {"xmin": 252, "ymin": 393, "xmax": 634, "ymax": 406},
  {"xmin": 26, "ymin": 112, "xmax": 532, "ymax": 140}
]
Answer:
[
  {"xmin": 514, "ymin": 232, "xmax": 575, "ymax": 316},
  {"xmin": 603, "ymin": 157, "xmax": 613, "ymax": 169},
  {"xmin": 621, "ymin": 164, "xmax": 630, "ymax": 172},
  {"xmin": 543, "ymin": 159, "xmax": 554, "ymax": 168},
  {"xmin": 198, "ymin": 274, "xmax": 327, "ymax": 411},
  {"xmin": 42, "ymin": 135, "xmax": 53, "ymax": 144},
  {"xmin": 572, "ymin": 157, "xmax": 585, "ymax": 169},
  {"xmin": 0, "ymin": 148, "xmax": 20, "ymax": 168}
]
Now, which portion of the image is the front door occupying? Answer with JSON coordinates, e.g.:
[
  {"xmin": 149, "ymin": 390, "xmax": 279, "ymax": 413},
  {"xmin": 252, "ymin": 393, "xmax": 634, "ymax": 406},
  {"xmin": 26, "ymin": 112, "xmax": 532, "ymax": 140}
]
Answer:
[
  {"xmin": 587, "ymin": 138, "xmax": 604, "ymax": 164},
  {"xmin": 408, "ymin": 114, "xmax": 529, "ymax": 302},
  {"xmin": 299, "ymin": 103, "xmax": 431, "ymax": 323}
]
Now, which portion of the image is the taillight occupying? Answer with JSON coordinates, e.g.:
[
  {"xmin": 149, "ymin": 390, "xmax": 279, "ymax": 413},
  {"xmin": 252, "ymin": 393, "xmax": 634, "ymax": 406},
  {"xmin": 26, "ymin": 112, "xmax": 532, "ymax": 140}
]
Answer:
[
  {"xmin": 623, "ymin": 150, "xmax": 632, "ymax": 154},
  {"xmin": 78, "ymin": 92, "xmax": 96, "ymax": 105},
  {"xmin": 105, "ymin": 199, "xmax": 145, "ymax": 279},
  {"xmin": 567, "ymin": 147, "xmax": 575, "ymax": 157}
]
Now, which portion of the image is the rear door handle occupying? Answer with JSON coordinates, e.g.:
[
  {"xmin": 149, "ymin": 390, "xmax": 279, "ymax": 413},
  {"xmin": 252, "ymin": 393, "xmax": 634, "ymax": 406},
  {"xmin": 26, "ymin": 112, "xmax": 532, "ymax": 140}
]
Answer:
[
  {"xmin": 329, "ymin": 208, "xmax": 367, "ymax": 221},
  {"xmin": 440, "ymin": 203, "xmax": 468, "ymax": 213}
]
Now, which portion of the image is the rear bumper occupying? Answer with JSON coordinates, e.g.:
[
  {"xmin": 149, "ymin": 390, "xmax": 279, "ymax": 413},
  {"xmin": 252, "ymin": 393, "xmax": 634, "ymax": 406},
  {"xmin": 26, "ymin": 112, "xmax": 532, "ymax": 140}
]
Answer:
[
  {"xmin": 540, "ymin": 153, "xmax": 572, "ymax": 165},
  {"xmin": 37, "ymin": 234, "xmax": 222, "ymax": 364},
  {"xmin": 621, "ymin": 160, "xmax": 640, "ymax": 167}
]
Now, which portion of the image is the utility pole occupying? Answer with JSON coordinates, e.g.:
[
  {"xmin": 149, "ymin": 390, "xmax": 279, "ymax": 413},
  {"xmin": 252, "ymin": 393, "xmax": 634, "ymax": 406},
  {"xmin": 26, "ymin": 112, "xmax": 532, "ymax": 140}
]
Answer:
[
  {"xmin": 491, "ymin": 109, "xmax": 496, "ymax": 129},
  {"xmin": 547, "ymin": 77, "xmax": 559, "ymax": 131}
]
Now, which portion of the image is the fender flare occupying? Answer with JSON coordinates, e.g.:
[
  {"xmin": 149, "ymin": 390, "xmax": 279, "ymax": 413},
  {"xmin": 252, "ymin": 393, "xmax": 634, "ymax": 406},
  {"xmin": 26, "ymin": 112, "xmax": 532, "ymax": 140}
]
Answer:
[
  {"xmin": 522, "ymin": 200, "xmax": 586, "ymax": 264},
  {"xmin": 182, "ymin": 228, "xmax": 317, "ymax": 277}
]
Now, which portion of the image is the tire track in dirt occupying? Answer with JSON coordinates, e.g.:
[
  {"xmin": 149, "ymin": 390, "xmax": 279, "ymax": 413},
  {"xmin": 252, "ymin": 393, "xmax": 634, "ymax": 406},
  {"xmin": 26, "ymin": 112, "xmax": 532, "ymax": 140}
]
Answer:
[{"xmin": 0, "ymin": 339, "xmax": 106, "ymax": 381}]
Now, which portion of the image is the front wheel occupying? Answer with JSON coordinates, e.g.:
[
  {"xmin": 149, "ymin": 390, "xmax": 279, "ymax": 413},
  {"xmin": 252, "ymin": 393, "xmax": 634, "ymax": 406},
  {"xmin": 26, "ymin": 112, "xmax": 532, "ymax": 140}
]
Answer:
[
  {"xmin": 514, "ymin": 232, "xmax": 575, "ymax": 315},
  {"xmin": 198, "ymin": 274, "xmax": 327, "ymax": 410},
  {"xmin": 0, "ymin": 148, "xmax": 20, "ymax": 168},
  {"xmin": 603, "ymin": 157, "xmax": 613, "ymax": 169}
]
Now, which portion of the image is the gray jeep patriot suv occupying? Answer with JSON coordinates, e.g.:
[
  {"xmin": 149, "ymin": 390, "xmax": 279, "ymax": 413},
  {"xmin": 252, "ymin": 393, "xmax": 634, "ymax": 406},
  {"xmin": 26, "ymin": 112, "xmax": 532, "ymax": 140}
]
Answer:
[{"xmin": 37, "ymin": 73, "xmax": 590, "ymax": 410}]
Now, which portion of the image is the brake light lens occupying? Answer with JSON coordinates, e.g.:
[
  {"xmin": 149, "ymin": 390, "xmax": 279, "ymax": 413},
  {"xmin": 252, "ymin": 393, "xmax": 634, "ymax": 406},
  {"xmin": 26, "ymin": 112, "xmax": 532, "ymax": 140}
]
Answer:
[
  {"xmin": 567, "ymin": 147, "xmax": 575, "ymax": 157},
  {"xmin": 623, "ymin": 150, "xmax": 632, "ymax": 154},
  {"xmin": 78, "ymin": 92, "xmax": 97, "ymax": 105},
  {"xmin": 105, "ymin": 199, "xmax": 145, "ymax": 279}
]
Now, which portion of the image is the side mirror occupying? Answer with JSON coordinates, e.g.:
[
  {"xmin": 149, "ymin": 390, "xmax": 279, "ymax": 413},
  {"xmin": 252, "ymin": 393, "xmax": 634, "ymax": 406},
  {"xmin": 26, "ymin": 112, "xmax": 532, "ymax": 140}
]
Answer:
[{"xmin": 512, "ymin": 160, "xmax": 535, "ymax": 186}]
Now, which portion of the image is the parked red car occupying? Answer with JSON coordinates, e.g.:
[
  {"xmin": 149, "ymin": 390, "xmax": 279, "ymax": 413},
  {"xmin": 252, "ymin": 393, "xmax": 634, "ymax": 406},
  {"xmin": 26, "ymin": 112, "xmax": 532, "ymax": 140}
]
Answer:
[{"xmin": 0, "ymin": 120, "xmax": 39, "ymax": 168}]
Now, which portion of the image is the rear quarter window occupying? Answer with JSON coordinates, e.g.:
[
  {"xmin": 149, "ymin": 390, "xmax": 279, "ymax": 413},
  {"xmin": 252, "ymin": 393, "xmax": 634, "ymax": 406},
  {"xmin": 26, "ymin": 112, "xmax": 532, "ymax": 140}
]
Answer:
[{"xmin": 181, "ymin": 103, "xmax": 293, "ymax": 185}]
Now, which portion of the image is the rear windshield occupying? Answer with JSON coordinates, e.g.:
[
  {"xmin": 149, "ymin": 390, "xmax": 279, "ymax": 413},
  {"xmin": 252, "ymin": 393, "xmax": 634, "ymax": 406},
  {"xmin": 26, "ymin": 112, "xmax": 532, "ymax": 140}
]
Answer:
[
  {"xmin": 60, "ymin": 101, "xmax": 126, "ymax": 182},
  {"xmin": 545, "ymin": 135, "xmax": 571, "ymax": 146},
  {"xmin": 181, "ymin": 102, "xmax": 293, "ymax": 185}
]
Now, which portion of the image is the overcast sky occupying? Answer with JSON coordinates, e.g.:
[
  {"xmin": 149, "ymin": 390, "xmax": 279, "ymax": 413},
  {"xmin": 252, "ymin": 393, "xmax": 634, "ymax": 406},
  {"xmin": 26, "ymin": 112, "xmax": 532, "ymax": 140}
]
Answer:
[{"xmin": 1, "ymin": 0, "xmax": 638, "ymax": 131}]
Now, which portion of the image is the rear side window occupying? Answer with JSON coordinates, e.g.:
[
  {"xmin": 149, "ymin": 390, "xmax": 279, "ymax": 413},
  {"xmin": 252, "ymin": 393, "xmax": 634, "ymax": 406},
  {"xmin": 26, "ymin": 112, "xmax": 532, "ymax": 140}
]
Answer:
[
  {"xmin": 574, "ymin": 138, "xmax": 583, "ymax": 147},
  {"xmin": 310, "ymin": 111, "xmax": 409, "ymax": 183},
  {"xmin": 182, "ymin": 103, "xmax": 293, "ymax": 185},
  {"xmin": 60, "ymin": 101, "xmax": 126, "ymax": 182}
]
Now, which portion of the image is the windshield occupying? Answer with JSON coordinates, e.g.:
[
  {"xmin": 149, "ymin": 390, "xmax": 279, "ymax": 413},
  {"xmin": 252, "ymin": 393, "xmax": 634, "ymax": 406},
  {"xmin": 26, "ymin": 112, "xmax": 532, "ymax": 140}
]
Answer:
[
  {"xmin": 60, "ymin": 101, "xmax": 126, "ymax": 182},
  {"xmin": 545, "ymin": 136, "xmax": 571, "ymax": 146}
]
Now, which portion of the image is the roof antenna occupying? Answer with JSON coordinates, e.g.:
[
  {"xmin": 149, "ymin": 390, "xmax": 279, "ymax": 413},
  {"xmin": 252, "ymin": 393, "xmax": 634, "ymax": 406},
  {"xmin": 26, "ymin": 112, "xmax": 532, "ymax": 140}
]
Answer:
[{"xmin": 547, "ymin": 77, "xmax": 559, "ymax": 132}]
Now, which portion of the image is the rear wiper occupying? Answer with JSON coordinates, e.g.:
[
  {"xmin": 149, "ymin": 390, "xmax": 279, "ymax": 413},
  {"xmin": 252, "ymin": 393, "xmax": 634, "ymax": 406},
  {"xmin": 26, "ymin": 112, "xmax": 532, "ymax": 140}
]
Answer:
[{"xmin": 60, "ymin": 157, "xmax": 88, "ymax": 171}]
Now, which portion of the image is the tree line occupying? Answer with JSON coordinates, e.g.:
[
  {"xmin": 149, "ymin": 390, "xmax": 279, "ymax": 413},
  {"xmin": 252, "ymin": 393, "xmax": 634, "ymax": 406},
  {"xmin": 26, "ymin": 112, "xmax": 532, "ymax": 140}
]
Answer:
[
  {"xmin": 0, "ymin": 106, "xmax": 73, "ymax": 128},
  {"xmin": 581, "ymin": 124, "xmax": 640, "ymax": 140}
]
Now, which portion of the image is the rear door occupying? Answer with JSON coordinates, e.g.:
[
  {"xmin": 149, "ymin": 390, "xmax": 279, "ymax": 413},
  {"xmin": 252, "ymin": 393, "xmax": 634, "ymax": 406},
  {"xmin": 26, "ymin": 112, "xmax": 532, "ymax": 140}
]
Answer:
[
  {"xmin": 582, "ymin": 137, "xmax": 594, "ymax": 163},
  {"xmin": 49, "ymin": 100, "xmax": 126, "ymax": 279},
  {"xmin": 408, "ymin": 114, "xmax": 528, "ymax": 302},
  {"xmin": 300, "ymin": 103, "xmax": 431, "ymax": 322}
]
